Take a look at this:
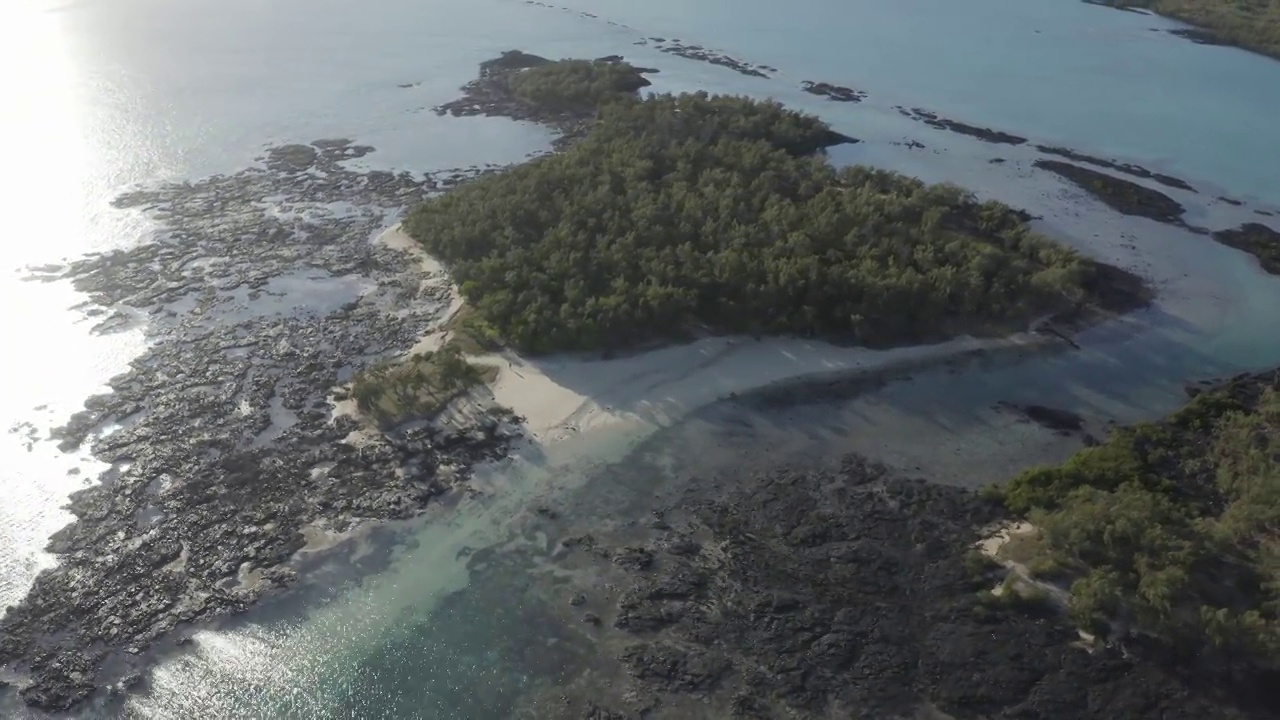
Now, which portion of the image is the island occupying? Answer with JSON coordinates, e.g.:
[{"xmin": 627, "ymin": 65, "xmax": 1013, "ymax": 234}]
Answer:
[
  {"xmin": 407, "ymin": 54, "xmax": 1146, "ymax": 359},
  {"xmin": 1095, "ymin": 0, "xmax": 1280, "ymax": 60}
]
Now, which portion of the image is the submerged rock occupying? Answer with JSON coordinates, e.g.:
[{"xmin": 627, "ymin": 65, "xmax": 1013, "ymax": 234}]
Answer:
[
  {"xmin": 1035, "ymin": 158, "xmax": 1186, "ymax": 224},
  {"xmin": 897, "ymin": 105, "xmax": 1028, "ymax": 145},
  {"xmin": 1035, "ymin": 144, "xmax": 1196, "ymax": 192}
]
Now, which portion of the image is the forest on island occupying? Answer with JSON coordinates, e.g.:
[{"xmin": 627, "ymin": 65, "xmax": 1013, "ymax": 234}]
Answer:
[
  {"xmin": 507, "ymin": 58, "xmax": 652, "ymax": 110},
  {"xmin": 990, "ymin": 377, "xmax": 1280, "ymax": 677},
  {"xmin": 405, "ymin": 61, "xmax": 1129, "ymax": 355},
  {"xmin": 1108, "ymin": 0, "xmax": 1280, "ymax": 59}
]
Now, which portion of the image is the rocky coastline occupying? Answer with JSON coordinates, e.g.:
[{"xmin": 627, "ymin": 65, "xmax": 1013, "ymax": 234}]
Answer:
[
  {"xmin": 508, "ymin": 455, "xmax": 1270, "ymax": 719},
  {"xmin": 1, "ymin": 140, "xmax": 522, "ymax": 711}
]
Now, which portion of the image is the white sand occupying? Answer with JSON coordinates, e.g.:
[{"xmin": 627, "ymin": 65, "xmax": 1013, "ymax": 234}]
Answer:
[
  {"xmin": 483, "ymin": 333, "xmax": 1046, "ymax": 444},
  {"xmin": 371, "ymin": 223, "xmax": 1052, "ymax": 448}
]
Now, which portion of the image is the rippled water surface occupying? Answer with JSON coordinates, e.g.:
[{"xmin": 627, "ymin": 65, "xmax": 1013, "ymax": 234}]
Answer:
[{"xmin": 3, "ymin": 0, "xmax": 1280, "ymax": 716}]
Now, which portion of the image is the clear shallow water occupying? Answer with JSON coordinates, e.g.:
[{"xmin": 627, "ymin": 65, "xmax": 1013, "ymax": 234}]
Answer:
[
  {"xmin": 550, "ymin": 0, "xmax": 1280, "ymax": 204},
  {"xmin": 1, "ymin": 0, "xmax": 1279, "ymax": 716}
]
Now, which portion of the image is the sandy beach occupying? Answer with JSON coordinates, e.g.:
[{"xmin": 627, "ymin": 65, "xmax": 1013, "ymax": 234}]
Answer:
[{"xmin": 372, "ymin": 223, "xmax": 1060, "ymax": 446}]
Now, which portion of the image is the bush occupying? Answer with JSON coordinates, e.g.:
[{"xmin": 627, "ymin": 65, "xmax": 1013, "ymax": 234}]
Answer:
[
  {"xmin": 997, "ymin": 381, "xmax": 1280, "ymax": 670},
  {"xmin": 350, "ymin": 342, "xmax": 497, "ymax": 428}
]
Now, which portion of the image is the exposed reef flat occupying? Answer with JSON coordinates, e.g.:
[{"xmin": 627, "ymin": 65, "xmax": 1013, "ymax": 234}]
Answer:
[
  {"xmin": 1, "ymin": 141, "xmax": 520, "ymax": 711},
  {"xmin": 510, "ymin": 457, "xmax": 1266, "ymax": 719}
]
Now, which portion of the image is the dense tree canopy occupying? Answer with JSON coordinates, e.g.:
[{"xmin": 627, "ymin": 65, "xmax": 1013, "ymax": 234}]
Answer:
[
  {"xmin": 993, "ymin": 377, "xmax": 1280, "ymax": 674},
  {"xmin": 1110, "ymin": 0, "xmax": 1280, "ymax": 59},
  {"xmin": 406, "ymin": 84, "xmax": 1117, "ymax": 355},
  {"xmin": 507, "ymin": 59, "xmax": 652, "ymax": 111}
]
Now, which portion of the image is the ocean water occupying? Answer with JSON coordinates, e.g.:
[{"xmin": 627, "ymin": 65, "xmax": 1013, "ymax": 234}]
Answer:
[{"xmin": 1, "ymin": 0, "xmax": 1279, "ymax": 716}]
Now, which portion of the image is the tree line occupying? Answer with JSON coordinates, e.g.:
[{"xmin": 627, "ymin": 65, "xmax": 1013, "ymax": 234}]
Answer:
[
  {"xmin": 1109, "ymin": 0, "xmax": 1280, "ymax": 59},
  {"xmin": 991, "ymin": 379, "xmax": 1279, "ymax": 676},
  {"xmin": 405, "ymin": 64, "xmax": 1114, "ymax": 355}
]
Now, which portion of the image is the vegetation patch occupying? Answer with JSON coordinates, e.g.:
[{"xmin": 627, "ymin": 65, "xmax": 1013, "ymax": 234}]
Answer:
[
  {"xmin": 1098, "ymin": 0, "xmax": 1280, "ymax": 60},
  {"xmin": 987, "ymin": 370, "xmax": 1280, "ymax": 676},
  {"xmin": 408, "ymin": 57, "xmax": 1147, "ymax": 355},
  {"xmin": 350, "ymin": 342, "xmax": 498, "ymax": 429},
  {"xmin": 1035, "ymin": 159, "xmax": 1186, "ymax": 224},
  {"xmin": 507, "ymin": 58, "xmax": 652, "ymax": 110},
  {"xmin": 1212, "ymin": 222, "xmax": 1280, "ymax": 275}
]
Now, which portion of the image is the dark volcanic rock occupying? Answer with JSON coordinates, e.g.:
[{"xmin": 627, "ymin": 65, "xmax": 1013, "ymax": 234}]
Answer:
[
  {"xmin": 2, "ymin": 139, "xmax": 521, "ymax": 712},
  {"xmin": 1035, "ymin": 144, "xmax": 1196, "ymax": 192},
  {"xmin": 897, "ymin": 106, "xmax": 1028, "ymax": 144},
  {"xmin": 1211, "ymin": 222, "xmax": 1280, "ymax": 275},
  {"xmin": 800, "ymin": 80, "xmax": 867, "ymax": 103},
  {"xmin": 621, "ymin": 642, "xmax": 730, "ymax": 694},
  {"xmin": 550, "ymin": 457, "xmax": 1268, "ymax": 719},
  {"xmin": 1035, "ymin": 159, "xmax": 1186, "ymax": 224}
]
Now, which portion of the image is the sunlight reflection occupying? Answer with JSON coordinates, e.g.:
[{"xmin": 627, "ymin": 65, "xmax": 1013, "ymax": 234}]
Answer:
[{"xmin": 0, "ymin": 0, "xmax": 91, "ymax": 267}]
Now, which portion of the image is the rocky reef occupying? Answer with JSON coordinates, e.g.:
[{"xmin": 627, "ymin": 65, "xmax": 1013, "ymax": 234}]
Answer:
[
  {"xmin": 643, "ymin": 38, "xmax": 775, "ymax": 78},
  {"xmin": 896, "ymin": 106, "xmax": 1028, "ymax": 145},
  {"xmin": 800, "ymin": 80, "xmax": 867, "ymax": 103},
  {"xmin": 1034, "ymin": 158, "xmax": 1187, "ymax": 224},
  {"xmin": 1211, "ymin": 222, "xmax": 1280, "ymax": 274},
  {"xmin": 1, "ymin": 140, "xmax": 521, "ymax": 711},
  {"xmin": 519, "ymin": 457, "xmax": 1270, "ymax": 719},
  {"xmin": 1035, "ymin": 144, "xmax": 1196, "ymax": 192}
]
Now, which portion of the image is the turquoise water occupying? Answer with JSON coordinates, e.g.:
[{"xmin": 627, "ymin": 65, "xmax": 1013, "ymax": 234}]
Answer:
[
  {"xmin": 548, "ymin": 0, "xmax": 1280, "ymax": 204},
  {"xmin": 1, "ymin": 0, "xmax": 1279, "ymax": 716}
]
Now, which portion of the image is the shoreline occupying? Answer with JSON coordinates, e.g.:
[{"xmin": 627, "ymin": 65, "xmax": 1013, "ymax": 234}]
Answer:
[
  {"xmin": 6, "ymin": 33, "xmax": 1280, "ymax": 715},
  {"xmin": 1086, "ymin": 1, "xmax": 1280, "ymax": 63},
  {"xmin": 370, "ymin": 223, "xmax": 1076, "ymax": 449}
]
